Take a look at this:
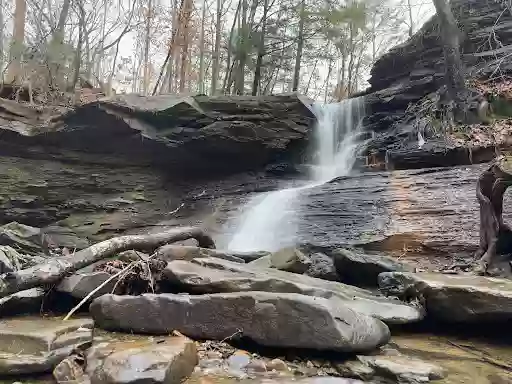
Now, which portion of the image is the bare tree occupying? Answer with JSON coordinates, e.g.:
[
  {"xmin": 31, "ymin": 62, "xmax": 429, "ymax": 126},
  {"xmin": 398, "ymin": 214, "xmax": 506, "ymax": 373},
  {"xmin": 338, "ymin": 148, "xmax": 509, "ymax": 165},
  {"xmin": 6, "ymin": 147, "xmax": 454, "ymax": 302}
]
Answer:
[
  {"xmin": 6, "ymin": 0, "xmax": 27, "ymax": 84},
  {"xmin": 432, "ymin": 0, "xmax": 466, "ymax": 117},
  {"xmin": 143, "ymin": 0, "xmax": 153, "ymax": 95},
  {"xmin": 292, "ymin": 0, "xmax": 305, "ymax": 92},
  {"xmin": 210, "ymin": 0, "xmax": 223, "ymax": 95}
]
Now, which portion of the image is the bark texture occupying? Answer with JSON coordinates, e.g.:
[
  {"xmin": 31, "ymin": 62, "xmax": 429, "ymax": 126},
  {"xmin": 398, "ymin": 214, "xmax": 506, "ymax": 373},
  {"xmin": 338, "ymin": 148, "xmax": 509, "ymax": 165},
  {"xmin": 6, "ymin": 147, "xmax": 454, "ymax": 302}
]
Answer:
[
  {"xmin": 475, "ymin": 159, "xmax": 512, "ymax": 273},
  {"xmin": 0, "ymin": 227, "xmax": 215, "ymax": 298}
]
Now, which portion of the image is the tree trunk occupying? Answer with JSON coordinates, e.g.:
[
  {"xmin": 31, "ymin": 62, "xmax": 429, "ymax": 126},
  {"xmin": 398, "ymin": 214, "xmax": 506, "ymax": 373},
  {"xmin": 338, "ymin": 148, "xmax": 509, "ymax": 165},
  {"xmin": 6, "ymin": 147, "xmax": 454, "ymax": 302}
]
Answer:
[
  {"xmin": 143, "ymin": 0, "xmax": 153, "ymax": 95},
  {"xmin": 432, "ymin": 0, "xmax": 466, "ymax": 108},
  {"xmin": 222, "ymin": 0, "xmax": 241, "ymax": 93},
  {"xmin": 53, "ymin": 0, "xmax": 71, "ymax": 44},
  {"xmin": 71, "ymin": 1, "xmax": 85, "ymax": 90},
  {"xmin": 179, "ymin": 0, "xmax": 193, "ymax": 93},
  {"xmin": 0, "ymin": 0, "xmax": 4, "ymax": 75},
  {"xmin": 211, "ymin": 0, "xmax": 223, "ymax": 95},
  {"xmin": 198, "ymin": 0, "xmax": 207, "ymax": 94},
  {"xmin": 6, "ymin": 0, "xmax": 27, "ymax": 84},
  {"xmin": 234, "ymin": 0, "xmax": 248, "ymax": 95},
  {"xmin": 407, "ymin": 0, "xmax": 414, "ymax": 37},
  {"xmin": 474, "ymin": 160, "xmax": 512, "ymax": 274},
  {"xmin": 292, "ymin": 0, "xmax": 305, "ymax": 92},
  {"xmin": 0, "ymin": 227, "xmax": 216, "ymax": 299},
  {"xmin": 252, "ymin": 0, "xmax": 269, "ymax": 96}
]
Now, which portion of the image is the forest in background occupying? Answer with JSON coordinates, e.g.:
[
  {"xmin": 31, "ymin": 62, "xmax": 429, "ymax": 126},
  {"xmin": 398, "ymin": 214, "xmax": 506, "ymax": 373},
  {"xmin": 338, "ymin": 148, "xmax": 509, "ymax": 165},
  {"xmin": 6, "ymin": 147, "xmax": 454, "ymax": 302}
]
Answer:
[{"xmin": 0, "ymin": 0, "xmax": 432, "ymax": 103}]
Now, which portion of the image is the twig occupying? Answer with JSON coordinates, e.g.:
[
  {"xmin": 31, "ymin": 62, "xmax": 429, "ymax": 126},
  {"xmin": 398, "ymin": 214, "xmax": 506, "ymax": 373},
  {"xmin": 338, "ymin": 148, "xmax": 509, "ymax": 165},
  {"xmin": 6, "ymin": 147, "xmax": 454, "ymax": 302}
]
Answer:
[{"xmin": 63, "ymin": 261, "xmax": 136, "ymax": 321}]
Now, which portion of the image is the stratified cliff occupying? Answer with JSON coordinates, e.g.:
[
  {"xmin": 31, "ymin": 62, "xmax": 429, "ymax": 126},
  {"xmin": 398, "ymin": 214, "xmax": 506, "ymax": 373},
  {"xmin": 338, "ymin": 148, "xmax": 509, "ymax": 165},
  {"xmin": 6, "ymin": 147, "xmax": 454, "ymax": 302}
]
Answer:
[{"xmin": 363, "ymin": 0, "xmax": 512, "ymax": 170}]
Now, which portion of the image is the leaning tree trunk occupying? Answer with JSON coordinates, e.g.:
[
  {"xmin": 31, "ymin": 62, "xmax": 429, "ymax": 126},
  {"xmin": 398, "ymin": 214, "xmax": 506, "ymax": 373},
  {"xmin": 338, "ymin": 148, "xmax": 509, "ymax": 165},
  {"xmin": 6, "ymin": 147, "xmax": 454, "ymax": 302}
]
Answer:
[
  {"xmin": 475, "ymin": 158, "xmax": 512, "ymax": 273},
  {"xmin": 0, "ymin": 227, "xmax": 215, "ymax": 298}
]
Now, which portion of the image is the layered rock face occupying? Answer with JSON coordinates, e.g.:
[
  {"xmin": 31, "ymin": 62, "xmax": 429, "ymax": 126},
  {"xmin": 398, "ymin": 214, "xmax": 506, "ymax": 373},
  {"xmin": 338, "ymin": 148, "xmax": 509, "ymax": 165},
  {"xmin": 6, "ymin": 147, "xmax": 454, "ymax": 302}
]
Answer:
[
  {"xmin": 0, "ymin": 94, "xmax": 313, "ymax": 243},
  {"xmin": 363, "ymin": 0, "xmax": 512, "ymax": 169},
  {"xmin": 1, "ymin": 94, "xmax": 314, "ymax": 177}
]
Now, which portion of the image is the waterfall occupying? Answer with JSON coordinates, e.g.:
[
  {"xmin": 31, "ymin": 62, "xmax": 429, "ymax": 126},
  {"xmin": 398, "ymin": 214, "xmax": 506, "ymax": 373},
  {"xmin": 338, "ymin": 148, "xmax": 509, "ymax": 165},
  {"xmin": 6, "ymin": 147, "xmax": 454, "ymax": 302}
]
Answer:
[{"xmin": 226, "ymin": 97, "xmax": 365, "ymax": 252}]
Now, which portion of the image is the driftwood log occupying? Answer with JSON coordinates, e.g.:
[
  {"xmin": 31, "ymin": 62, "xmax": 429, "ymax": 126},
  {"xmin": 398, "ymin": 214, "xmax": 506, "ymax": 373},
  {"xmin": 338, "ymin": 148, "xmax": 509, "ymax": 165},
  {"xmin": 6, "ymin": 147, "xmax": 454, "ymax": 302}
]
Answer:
[
  {"xmin": 0, "ymin": 227, "xmax": 215, "ymax": 299},
  {"xmin": 475, "ymin": 158, "xmax": 512, "ymax": 273}
]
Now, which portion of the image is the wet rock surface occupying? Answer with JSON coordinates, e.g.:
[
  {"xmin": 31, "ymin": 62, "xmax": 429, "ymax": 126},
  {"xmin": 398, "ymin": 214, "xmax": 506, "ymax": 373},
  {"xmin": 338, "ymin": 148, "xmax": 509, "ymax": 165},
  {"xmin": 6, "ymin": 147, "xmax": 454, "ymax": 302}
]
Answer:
[
  {"xmin": 90, "ymin": 291, "xmax": 391, "ymax": 352},
  {"xmin": 0, "ymin": 317, "xmax": 93, "ymax": 375},
  {"xmin": 85, "ymin": 335, "xmax": 198, "ymax": 384},
  {"xmin": 163, "ymin": 257, "xmax": 424, "ymax": 324},
  {"xmin": 378, "ymin": 272, "xmax": 512, "ymax": 323},
  {"xmin": 333, "ymin": 249, "xmax": 413, "ymax": 287}
]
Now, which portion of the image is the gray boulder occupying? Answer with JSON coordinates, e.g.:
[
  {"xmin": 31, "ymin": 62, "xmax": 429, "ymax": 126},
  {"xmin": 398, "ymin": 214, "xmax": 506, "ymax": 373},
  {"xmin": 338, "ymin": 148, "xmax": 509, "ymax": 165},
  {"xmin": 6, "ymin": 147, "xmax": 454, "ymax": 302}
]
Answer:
[
  {"xmin": 86, "ymin": 335, "xmax": 198, "ymax": 384},
  {"xmin": 155, "ymin": 245, "xmax": 244, "ymax": 263},
  {"xmin": 57, "ymin": 271, "xmax": 116, "ymax": 300},
  {"xmin": 164, "ymin": 257, "xmax": 423, "ymax": 325},
  {"xmin": 271, "ymin": 247, "xmax": 311, "ymax": 273},
  {"xmin": 0, "ymin": 288, "xmax": 45, "ymax": 316},
  {"xmin": 305, "ymin": 253, "xmax": 339, "ymax": 281},
  {"xmin": 333, "ymin": 248, "xmax": 413, "ymax": 287},
  {"xmin": 247, "ymin": 255, "xmax": 272, "ymax": 268},
  {"xmin": 90, "ymin": 291, "xmax": 391, "ymax": 352},
  {"xmin": 378, "ymin": 272, "xmax": 512, "ymax": 322},
  {"xmin": 0, "ymin": 317, "xmax": 93, "ymax": 374}
]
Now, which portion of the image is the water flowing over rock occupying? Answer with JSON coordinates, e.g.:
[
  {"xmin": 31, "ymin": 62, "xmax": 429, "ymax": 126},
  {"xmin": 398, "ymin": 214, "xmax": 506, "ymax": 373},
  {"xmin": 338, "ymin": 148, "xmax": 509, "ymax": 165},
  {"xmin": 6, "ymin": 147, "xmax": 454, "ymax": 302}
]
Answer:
[
  {"xmin": 226, "ymin": 98, "xmax": 365, "ymax": 252},
  {"xmin": 90, "ymin": 292, "xmax": 391, "ymax": 352},
  {"xmin": 364, "ymin": 0, "xmax": 512, "ymax": 169},
  {"xmin": 378, "ymin": 272, "xmax": 512, "ymax": 322},
  {"xmin": 163, "ymin": 257, "xmax": 424, "ymax": 324},
  {"xmin": 0, "ymin": 317, "xmax": 93, "ymax": 374}
]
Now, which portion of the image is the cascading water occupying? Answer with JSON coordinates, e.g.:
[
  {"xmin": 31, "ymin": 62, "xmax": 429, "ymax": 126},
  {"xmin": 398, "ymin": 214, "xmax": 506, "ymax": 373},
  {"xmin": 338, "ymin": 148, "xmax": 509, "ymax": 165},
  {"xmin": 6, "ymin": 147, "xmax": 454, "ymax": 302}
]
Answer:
[{"xmin": 226, "ymin": 97, "xmax": 365, "ymax": 252}]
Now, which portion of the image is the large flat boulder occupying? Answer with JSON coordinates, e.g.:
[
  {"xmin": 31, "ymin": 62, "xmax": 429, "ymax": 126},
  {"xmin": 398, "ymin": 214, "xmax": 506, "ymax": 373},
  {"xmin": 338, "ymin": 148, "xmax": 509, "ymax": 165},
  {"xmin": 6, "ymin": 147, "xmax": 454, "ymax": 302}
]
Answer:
[
  {"xmin": 163, "ymin": 257, "xmax": 423, "ymax": 325},
  {"xmin": 90, "ymin": 291, "xmax": 391, "ymax": 352},
  {"xmin": 86, "ymin": 335, "xmax": 198, "ymax": 384},
  {"xmin": 378, "ymin": 272, "xmax": 512, "ymax": 322},
  {"xmin": 0, "ymin": 317, "xmax": 93, "ymax": 374}
]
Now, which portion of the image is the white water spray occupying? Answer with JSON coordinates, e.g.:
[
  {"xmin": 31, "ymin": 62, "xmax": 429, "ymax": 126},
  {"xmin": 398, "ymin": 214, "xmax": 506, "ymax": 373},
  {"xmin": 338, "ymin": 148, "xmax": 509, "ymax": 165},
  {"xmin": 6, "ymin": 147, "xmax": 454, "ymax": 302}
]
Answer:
[{"xmin": 226, "ymin": 97, "xmax": 365, "ymax": 252}]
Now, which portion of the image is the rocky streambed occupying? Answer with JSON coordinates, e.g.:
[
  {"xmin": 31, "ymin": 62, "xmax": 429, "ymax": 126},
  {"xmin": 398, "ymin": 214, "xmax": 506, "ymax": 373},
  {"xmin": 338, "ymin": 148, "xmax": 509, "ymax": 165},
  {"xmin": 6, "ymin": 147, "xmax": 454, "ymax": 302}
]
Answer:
[{"xmin": 0, "ymin": 224, "xmax": 512, "ymax": 384}]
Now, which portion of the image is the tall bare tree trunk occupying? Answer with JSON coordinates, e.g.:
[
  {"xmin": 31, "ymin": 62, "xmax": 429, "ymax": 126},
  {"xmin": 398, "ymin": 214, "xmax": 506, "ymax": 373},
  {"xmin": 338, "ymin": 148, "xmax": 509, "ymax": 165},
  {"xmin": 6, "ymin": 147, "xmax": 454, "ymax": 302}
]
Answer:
[
  {"xmin": 53, "ymin": 0, "xmax": 71, "ymax": 43},
  {"xmin": 432, "ymin": 0, "xmax": 465, "ymax": 96},
  {"xmin": 210, "ymin": 0, "xmax": 223, "ymax": 95},
  {"xmin": 407, "ymin": 0, "xmax": 414, "ymax": 37},
  {"xmin": 234, "ymin": 0, "xmax": 248, "ymax": 95},
  {"xmin": 72, "ymin": 0, "xmax": 85, "ymax": 90},
  {"xmin": 143, "ymin": 0, "xmax": 153, "ymax": 95},
  {"xmin": 179, "ymin": 0, "xmax": 193, "ymax": 93},
  {"xmin": 252, "ymin": 0, "xmax": 269, "ymax": 95},
  {"xmin": 221, "ymin": 0, "xmax": 241, "ymax": 93},
  {"xmin": 6, "ymin": 0, "xmax": 27, "ymax": 84},
  {"xmin": 0, "ymin": 0, "xmax": 4, "ymax": 76},
  {"xmin": 198, "ymin": 0, "xmax": 207, "ymax": 93},
  {"xmin": 292, "ymin": 0, "xmax": 305, "ymax": 92}
]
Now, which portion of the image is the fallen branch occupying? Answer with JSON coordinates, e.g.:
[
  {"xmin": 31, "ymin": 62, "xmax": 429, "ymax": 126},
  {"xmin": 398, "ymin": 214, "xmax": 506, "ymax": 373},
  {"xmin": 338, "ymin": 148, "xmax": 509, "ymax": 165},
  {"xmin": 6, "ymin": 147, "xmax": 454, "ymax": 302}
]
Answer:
[
  {"xmin": 63, "ymin": 261, "xmax": 137, "ymax": 321},
  {"xmin": 0, "ymin": 227, "xmax": 215, "ymax": 299}
]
